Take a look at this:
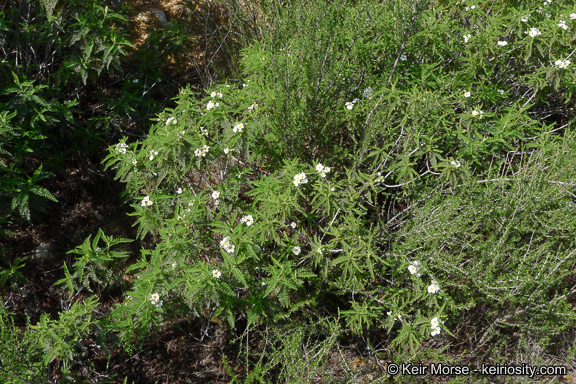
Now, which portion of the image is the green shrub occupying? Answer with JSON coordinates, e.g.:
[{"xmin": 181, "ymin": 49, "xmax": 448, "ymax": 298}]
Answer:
[
  {"xmin": 32, "ymin": 0, "xmax": 576, "ymax": 380},
  {"xmin": 0, "ymin": 305, "xmax": 46, "ymax": 384}
]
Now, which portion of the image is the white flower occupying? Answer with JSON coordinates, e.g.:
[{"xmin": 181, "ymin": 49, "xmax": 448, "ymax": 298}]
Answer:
[
  {"xmin": 166, "ymin": 117, "xmax": 177, "ymax": 125},
  {"xmin": 387, "ymin": 311, "xmax": 401, "ymax": 320},
  {"xmin": 155, "ymin": 300, "xmax": 163, "ymax": 308},
  {"xmin": 141, "ymin": 196, "xmax": 153, "ymax": 207},
  {"xmin": 428, "ymin": 281, "xmax": 440, "ymax": 293},
  {"xmin": 211, "ymin": 91, "xmax": 217, "ymax": 98},
  {"xmin": 172, "ymin": 262, "xmax": 177, "ymax": 269},
  {"xmin": 212, "ymin": 191, "xmax": 220, "ymax": 199},
  {"xmin": 555, "ymin": 59, "xmax": 571, "ymax": 69},
  {"xmin": 345, "ymin": 101, "xmax": 354, "ymax": 110},
  {"xmin": 292, "ymin": 246, "xmax": 301, "ymax": 255},
  {"xmin": 526, "ymin": 28, "xmax": 541, "ymax": 37},
  {"xmin": 149, "ymin": 292, "xmax": 160, "ymax": 304},
  {"xmin": 241, "ymin": 215, "xmax": 254, "ymax": 226},
  {"xmin": 352, "ymin": 98, "xmax": 359, "ymax": 104},
  {"xmin": 497, "ymin": 41, "xmax": 508, "ymax": 46},
  {"xmin": 521, "ymin": 16, "xmax": 529, "ymax": 22},
  {"xmin": 570, "ymin": 14, "xmax": 576, "ymax": 20},
  {"xmin": 200, "ymin": 127, "xmax": 208, "ymax": 136},
  {"xmin": 316, "ymin": 163, "xmax": 324, "ymax": 172},
  {"xmin": 463, "ymin": 34, "xmax": 471, "ymax": 43},
  {"xmin": 400, "ymin": 54, "xmax": 407, "ymax": 61},
  {"xmin": 207, "ymin": 100, "xmax": 215, "ymax": 110},
  {"xmin": 290, "ymin": 222, "xmax": 297, "ymax": 229},
  {"xmin": 220, "ymin": 236, "xmax": 231, "ymax": 248},
  {"xmin": 450, "ymin": 160, "xmax": 461, "ymax": 168},
  {"xmin": 133, "ymin": 79, "xmax": 138, "ymax": 83},
  {"xmin": 498, "ymin": 89, "xmax": 505, "ymax": 95},
  {"xmin": 431, "ymin": 317, "xmax": 439, "ymax": 327},
  {"xmin": 203, "ymin": 145, "xmax": 210, "ymax": 152},
  {"xmin": 363, "ymin": 87, "xmax": 373, "ymax": 99},
  {"xmin": 471, "ymin": 110, "xmax": 482, "ymax": 117},
  {"xmin": 248, "ymin": 103, "xmax": 255, "ymax": 111},
  {"xmin": 545, "ymin": 13, "xmax": 551, "ymax": 18},
  {"xmin": 224, "ymin": 147, "xmax": 230, "ymax": 154},
  {"xmin": 464, "ymin": 91, "xmax": 471, "ymax": 98},
  {"xmin": 212, "ymin": 269, "xmax": 221, "ymax": 278},
  {"xmin": 293, "ymin": 172, "xmax": 308, "ymax": 186},
  {"xmin": 243, "ymin": 83, "xmax": 248, "ymax": 88},
  {"xmin": 216, "ymin": 92, "xmax": 223, "ymax": 98},
  {"xmin": 233, "ymin": 123, "xmax": 244, "ymax": 133},
  {"xmin": 215, "ymin": 102, "xmax": 220, "ymax": 107},
  {"xmin": 225, "ymin": 244, "xmax": 235, "ymax": 253},
  {"xmin": 431, "ymin": 326, "xmax": 441, "ymax": 336},
  {"xmin": 558, "ymin": 22, "xmax": 569, "ymax": 30},
  {"xmin": 471, "ymin": 5, "xmax": 476, "ymax": 9},
  {"xmin": 115, "ymin": 143, "xmax": 128, "ymax": 154},
  {"xmin": 176, "ymin": 187, "xmax": 183, "ymax": 194}
]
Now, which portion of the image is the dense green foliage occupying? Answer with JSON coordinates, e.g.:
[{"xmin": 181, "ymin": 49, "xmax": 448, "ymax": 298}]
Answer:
[{"xmin": 1, "ymin": 0, "xmax": 576, "ymax": 382}]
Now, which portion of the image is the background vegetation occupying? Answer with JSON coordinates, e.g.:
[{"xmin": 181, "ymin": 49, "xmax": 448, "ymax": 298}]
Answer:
[{"xmin": 1, "ymin": 0, "xmax": 576, "ymax": 382}]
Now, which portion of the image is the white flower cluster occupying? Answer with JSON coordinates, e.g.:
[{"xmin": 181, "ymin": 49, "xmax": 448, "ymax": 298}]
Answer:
[
  {"xmin": 212, "ymin": 269, "xmax": 221, "ymax": 278},
  {"xmin": 497, "ymin": 40, "xmax": 508, "ymax": 46},
  {"xmin": 194, "ymin": 145, "xmax": 210, "ymax": 157},
  {"xmin": 141, "ymin": 196, "xmax": 153, "ymax": 207},
  {"xmin": 149, "ymin": 149, "xmax": 159, "ymax": 161},
  {"xmin": 241, "ymin": 215, "xmax": 254, "ymax": 226},
  {"xmin": 525, "ymin": 27, "xmax": 541, "ymax": 38},
  {"xmin": 220, "ymin": 236, "xmax": 235, "ymax": 253},
  {"xmin": 148, "ymin": 292, "xmax": 162, "ymax": 307},
  {"xmin": 293, "ymin": 172, "xmax": 308, "ymax": 186},
  {"xmin": 471, "ymin": 109, "xmax": 484, "ymax": 117},
  {"xmin": 200, "ymin": 127, "xmax": 208, "ymax": 136},
  {"xmin": 206, "ymin": 100, "xmax": 220, "ymax": 110},
  {"xmin": 450, "ymin": 160, "xmax": 461, "ymax": 168},
  {"xmin": 210, "ymin": 91, "xmax": 223, "ymax": 98},
  {"xmin": 233, "ymin": 123, "xmax": 244, "ymax": 133},
  {"xmin": 463, "ymin": 34, "xmax": 471, "ymax": 43},
  {"xmin": 115, "ymin": 142, "xmax": 128, "ymax": 154},
  {"xmin": 558, "ymin": 20, "xmax": 569, "ymax": 30},
  {"xmin": 315, "ymin": 163, "xmax": 331, "ymax": 178},
  {"xmin": 555, "ymin": 59, "xmax": 571, "ymax": 69},
  {"xmin": 408, "ymin": 261, "xmax": 422, "ymax": 277},
  {"xmin": 431, "ymin": 317, "xmax": 444, "ymax": 336},
  {"xmin": 166, "ymin": 116, "xmax": 177, "ymax": 125},
  {"xmin": 427, "ymin": 280, "xmax": 440, "ymax": 294}
]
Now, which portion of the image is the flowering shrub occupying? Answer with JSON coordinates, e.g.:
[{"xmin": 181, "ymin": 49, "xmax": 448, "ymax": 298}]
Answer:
[{"xmin": 48, "ymin": 0, "xmax": 576, "ymax": 378}]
